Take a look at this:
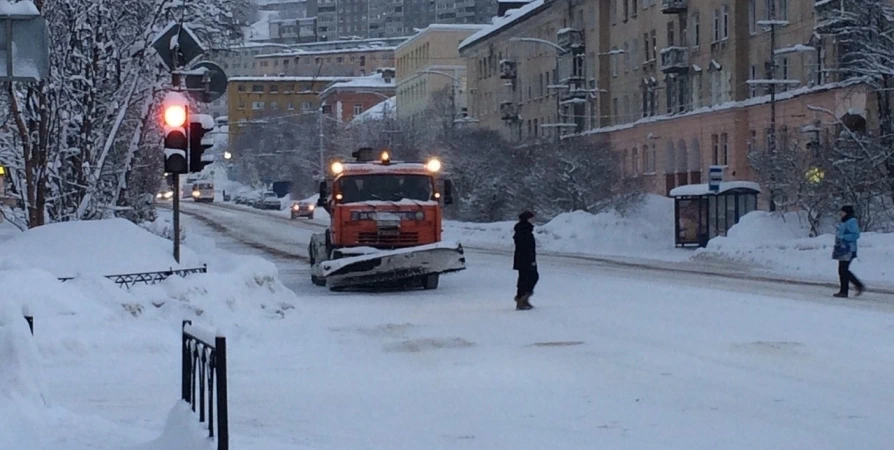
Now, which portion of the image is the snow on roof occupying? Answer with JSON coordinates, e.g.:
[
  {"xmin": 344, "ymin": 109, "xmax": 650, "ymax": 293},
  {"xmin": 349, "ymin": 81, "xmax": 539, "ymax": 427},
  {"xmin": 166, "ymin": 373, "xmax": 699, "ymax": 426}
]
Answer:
[
  {"xmin": 459, "ymin": 0, "xmax": 545, "ymax": 52},
  {"xmin": 351, "ymin": 96, "xmax": 396, "ymax": 124},
  {"xmin": 577, "ymin": 78, "xmax": 867, "ymax": 138},
  {"xmin": 229, "ymin": 75, "xmax": 348, "ymax": 82},
  {"xmin": 669, "ymin": 181, "xmax": 761, "ymax": 197},
  {"xmin": 257, "ymin": 46, "xmax": 396, "ymax": 58},
  {"xmin": 0, "ymin": 0, "xmax": 39, "ymax": 16},
  {"xmin": 320, "ymin": 73, "xmax": 394, "ymax": 96},
  {"xmin": 396, "ymin": 24, "xmax": 491, "ymax": 52}
]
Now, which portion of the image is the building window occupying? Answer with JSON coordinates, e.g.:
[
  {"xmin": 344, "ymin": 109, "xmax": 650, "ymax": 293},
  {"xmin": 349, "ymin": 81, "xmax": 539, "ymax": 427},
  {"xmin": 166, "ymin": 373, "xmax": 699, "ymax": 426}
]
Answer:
[
  {"xmin": 237, "ymin": 84, "xmax": 245, "ymax": 92},
  {"xmin": 252, "ymin": 85, "xmax": 264, "ymax": 93},
  {"xmin": 632, "ymin": 148, "xmax": 639, "ymax": 175},
  {"xmin": 624, "ymin": 42, "xmax": 630, "ymax": 71},
  {"xmin": 693, "ymin": 13, "xmax": 700, "ymax": 47},
  {"xmin": 749, "ymin": 65, "xmax": 757, "ymax": 97},
  {"xmin": 722, "ymin": 5, "xmax": 730, "ymax": 40},
  {"xmin": 270, "ymin": 85, "xmax": 278, "ymax": 93},
  {"xmin": 270, "ymin": 101, "xmax": 279, "ymax": 110},
  {"xmin": 623, "ymin": 0, "xmax": 629, "ymax": 20},
  {"xmin": 782, "ymin": 57, "xmax": 790, "ymax": 91},
  {"xmin": 252, "ymin": 101, "xmax": 264, "ymax": 110},
  {"xmin": 778, "ymin": 0, "xmax": 788, "ymax": 21},
  {"xmin": 720, "ymin": 132, "xmax": 729, "ymax": 165},
  {"xmin": 288, "ymin": 101, "xmax": 295, "ymax": 110},
  {"xmin": 748, "ymin": 0, "xmax": 756, "ymax": 34},
  {"xmin": 631, "ymin": 0, "xmax": 637, "ymax": 17},
  {"xmin": 302, "ymin": 101, "xmax": 312, "ymax": 111},
  {"xmin": 712, "ymin": 134, "xmax": 720, "ymax": 164},
  {"xmin": 533, "ymin": 118, "xmax": 539, "ymax": 136},
  {"xmin": 713, "ymin": 9, "xmax": 721, "ymax": 42},
  {"xmin": 353, "ymin": 104, "xmax": 363, "ymax": 115}
]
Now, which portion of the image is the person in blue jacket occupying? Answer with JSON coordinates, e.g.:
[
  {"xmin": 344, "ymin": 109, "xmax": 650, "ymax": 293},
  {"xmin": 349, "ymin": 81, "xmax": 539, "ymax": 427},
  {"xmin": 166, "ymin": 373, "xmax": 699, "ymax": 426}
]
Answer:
[{"xmin": 833, "ymin": 205, "xmax": 865, "ymax": 298}]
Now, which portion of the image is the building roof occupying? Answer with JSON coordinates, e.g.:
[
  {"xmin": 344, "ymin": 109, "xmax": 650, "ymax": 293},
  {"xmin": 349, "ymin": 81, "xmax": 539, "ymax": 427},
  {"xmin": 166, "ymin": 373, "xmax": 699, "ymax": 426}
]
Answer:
[
  {"xmin": 320, "ymin": 73, "xmax": 395, "ymax": 96},
  {"xmin": 229, "ymin": 76, "xmax": 348, "ymax": 82},
  {"xmin": 458, "ymin": 0, "xmax": 545, "ymax": 52},
  {"xmin": 257, "ymin": 46, "xmax": 396, "ymax": 59},
  {"xmin": 396, "ymin": 24, "xmax": 491, "ymax": 52},
  {"xmin": 351, "ymin": 97, "xmax": 397, "ymax": 124}
]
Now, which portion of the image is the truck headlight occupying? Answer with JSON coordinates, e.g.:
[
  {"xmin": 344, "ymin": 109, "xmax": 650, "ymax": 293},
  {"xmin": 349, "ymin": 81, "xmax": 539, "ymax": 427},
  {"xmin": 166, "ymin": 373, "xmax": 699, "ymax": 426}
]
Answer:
[
  {"xmin": 308, "ymin": 204, "xmax": 315, "ymax": 211},
  {"xmin": 292, "ymin": 204, "xmax": 300, "ymax": 211},
  {"xmin": 192, "ymin": 191, "xmax": 200, "ymax": 198}
]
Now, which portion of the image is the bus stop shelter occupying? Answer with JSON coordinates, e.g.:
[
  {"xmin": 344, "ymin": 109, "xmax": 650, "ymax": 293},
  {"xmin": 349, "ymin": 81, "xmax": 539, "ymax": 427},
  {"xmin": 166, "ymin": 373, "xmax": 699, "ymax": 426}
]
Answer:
[{"xmin": 669, "ymin": 181, "xmax": 760, "ymax": 247}]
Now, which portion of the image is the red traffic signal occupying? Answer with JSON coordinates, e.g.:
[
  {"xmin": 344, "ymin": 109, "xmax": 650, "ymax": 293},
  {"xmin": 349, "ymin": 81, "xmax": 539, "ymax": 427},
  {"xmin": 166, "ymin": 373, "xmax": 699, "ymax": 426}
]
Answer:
[{"xmin": 164, "ymin": 105, "xmax": 187, "ymax": 128}]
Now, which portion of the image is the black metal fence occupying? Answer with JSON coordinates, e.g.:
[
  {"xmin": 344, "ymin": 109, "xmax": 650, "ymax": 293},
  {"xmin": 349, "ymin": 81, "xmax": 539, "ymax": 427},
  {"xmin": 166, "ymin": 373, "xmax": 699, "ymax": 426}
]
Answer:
[
  {"xmin": 59, "ymin": 265, "xmax": 207, "ymax": 289},
  {"xmin": 181, "ymin": 320, "xmax": 228, "ymax": 450}
]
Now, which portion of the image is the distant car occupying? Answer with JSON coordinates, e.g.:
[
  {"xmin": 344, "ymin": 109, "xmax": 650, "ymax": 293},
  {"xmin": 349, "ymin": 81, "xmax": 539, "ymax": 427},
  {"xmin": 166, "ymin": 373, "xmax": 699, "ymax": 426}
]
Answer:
[
  {"xmin": 259, "ymin": 191, "xmax": 282, "ymax": 210},
  {"xmin": 155, "ymin": 190, "xmax": 174, "ymax": 202},
  {"xmin": 290, "ymin": 200, "xmax": 315, "ymax": 219}
]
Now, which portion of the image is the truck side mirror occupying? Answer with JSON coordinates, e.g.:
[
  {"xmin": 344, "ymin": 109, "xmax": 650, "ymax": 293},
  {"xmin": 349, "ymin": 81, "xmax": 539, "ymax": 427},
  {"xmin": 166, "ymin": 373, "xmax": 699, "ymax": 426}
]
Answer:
[
  {"xmin": 317, "ymin": 181, "xmax": 328, "ymax": 206},
  {"xmin": 443, "ymin": 179, "xmax": 454, "ymax": 205}
]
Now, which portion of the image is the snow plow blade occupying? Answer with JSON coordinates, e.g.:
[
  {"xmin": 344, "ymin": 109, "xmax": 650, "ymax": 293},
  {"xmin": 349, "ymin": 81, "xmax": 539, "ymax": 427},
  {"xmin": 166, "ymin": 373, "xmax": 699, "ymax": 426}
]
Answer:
[{"xmin": 320, "ymin": 241, "xmax": 466, "ymax": 289}]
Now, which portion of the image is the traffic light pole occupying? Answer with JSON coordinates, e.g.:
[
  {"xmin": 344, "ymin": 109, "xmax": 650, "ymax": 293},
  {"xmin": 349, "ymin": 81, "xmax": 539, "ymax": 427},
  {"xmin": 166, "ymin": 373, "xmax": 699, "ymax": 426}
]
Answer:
[{"xmin": 173, "ymin": 173, "xmax": 181, "ymax": 263}]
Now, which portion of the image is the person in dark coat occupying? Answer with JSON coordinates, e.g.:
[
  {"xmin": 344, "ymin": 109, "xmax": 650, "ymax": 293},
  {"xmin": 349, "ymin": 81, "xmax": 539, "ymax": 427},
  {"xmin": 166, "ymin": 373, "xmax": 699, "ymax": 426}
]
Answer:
[
  {"xmin": 832, "ymin": 205, "xmax": 865, "ymax": 298},
  {"xmin": 513, "ymin": 211, "xmax": 538, "ymax": 310}
]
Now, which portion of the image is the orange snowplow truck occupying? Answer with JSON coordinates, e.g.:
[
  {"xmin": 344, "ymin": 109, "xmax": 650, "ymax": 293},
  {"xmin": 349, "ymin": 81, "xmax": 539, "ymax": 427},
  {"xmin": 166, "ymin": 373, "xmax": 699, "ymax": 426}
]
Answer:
[{"xmin": 308, "ymin": 148, "xmax": 466, "ymax": 290}]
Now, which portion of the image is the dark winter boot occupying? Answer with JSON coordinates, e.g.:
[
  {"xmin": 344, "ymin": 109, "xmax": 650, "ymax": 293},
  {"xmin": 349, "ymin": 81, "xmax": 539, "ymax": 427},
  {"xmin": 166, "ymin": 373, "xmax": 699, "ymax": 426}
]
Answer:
[
  {"xmin": 833, "ymin": 292, "xmax": 848, "ymax": 298},
  {"xmin": 516, "ymin": 293, "xmax": 533, "ymax": 310}
]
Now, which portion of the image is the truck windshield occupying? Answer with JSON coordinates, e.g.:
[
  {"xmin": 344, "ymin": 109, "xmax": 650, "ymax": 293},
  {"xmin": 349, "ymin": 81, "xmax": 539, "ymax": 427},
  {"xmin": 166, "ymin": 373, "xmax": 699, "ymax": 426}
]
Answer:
[{"xmin": 337, "ymin": 174, "xmax": 433, "ymax": 203}]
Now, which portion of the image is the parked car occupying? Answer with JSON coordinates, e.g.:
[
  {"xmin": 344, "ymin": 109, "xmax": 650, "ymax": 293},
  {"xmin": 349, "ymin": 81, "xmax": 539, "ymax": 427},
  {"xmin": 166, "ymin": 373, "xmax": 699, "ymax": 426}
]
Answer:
[
  {"xmin": 259, "ymin": 191, "xmax": 282, "ymax": 210},
  {"xmin": 290, "ymin": 200, "xmax": 315, "ymax": 219}
]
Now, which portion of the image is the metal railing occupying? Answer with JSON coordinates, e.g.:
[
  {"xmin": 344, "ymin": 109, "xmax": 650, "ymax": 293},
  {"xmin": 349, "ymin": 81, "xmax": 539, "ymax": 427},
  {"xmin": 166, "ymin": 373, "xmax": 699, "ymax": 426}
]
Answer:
[
  {"xmin": 181, "ymin": 320, "xmax": 229, "ymax": 450},
  {"xmin": 59, "ymin": 265, "xmax": 207, "ymax": 288}
]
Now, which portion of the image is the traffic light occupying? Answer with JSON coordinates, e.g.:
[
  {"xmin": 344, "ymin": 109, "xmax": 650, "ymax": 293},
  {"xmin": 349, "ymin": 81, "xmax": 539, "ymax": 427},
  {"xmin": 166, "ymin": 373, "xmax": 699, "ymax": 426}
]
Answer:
[
  {"xmin": 163, "ymin": 103, "xmax": 189, "ymax": 173},
  {"xmin": 188, "ymin": 114, "xmax": 215, "ymax": 173}
]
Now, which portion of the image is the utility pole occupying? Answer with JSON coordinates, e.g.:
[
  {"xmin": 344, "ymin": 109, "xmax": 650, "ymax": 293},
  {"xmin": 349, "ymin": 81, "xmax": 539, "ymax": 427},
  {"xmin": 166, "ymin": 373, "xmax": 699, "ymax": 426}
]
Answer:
[
  {"xmin": 318, "ymin": 106, "xmax": 325, "ymax": 179},
  {"xmin": 767, "ymin": 0, "xmax": 778, "ymax": 212}
]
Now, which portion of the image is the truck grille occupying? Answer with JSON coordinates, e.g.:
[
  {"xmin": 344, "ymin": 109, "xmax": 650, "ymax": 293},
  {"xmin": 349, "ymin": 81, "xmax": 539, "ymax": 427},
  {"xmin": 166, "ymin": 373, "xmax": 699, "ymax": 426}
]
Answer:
[{"xmin": 358, "ymin": 232, "xmax": 420, "ymax": 245}]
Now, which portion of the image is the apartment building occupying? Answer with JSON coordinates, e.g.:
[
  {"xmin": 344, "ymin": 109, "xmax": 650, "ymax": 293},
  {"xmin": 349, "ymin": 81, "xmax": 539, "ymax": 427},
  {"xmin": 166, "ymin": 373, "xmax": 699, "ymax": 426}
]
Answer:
[
  {"xmin": 226, "ymin": 76, "xmax": 350, "ymax": 146},
  {"xmin": 203, "ymin": 43, "xmax": 293, "ymax": 117},
  {"xmin": 586, "ymin": 0, "xmax": 867, "ymax": 196},
  {"xmin": 395, "ymin": 24, "xmax": 488, "ymax": 123},
  {"xmin": 461, "ymin": 0, "xmax": 870, "ymax": 197},
  {"xmin": 319, "ymin": 70, "xmax": 396, "ymax": 123},
  {"xmin": 307, "ymin": 0, "xmax": 497, "ymax": 41},
  {"xmin": 459, "ymin": 0, "xmax": 595, "ymax": 142},
  {"xmin": 253, "ymin": 37, "xmax": 403, "ymax": 77}
]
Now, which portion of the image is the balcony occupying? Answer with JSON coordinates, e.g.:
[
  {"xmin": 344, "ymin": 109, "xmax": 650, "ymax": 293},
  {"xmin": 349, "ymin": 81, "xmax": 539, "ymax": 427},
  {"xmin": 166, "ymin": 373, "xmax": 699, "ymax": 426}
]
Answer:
[
  {"xmin": 557, "ymin": 28, "xmax": 583, "ymax": 50},
  {"xmin": 500, "ymin": 101, "xmax": 519, "ymax": 122},
  {"xmin": 499, "ymin": 60, "xmax": 517, "ymax": 80},
  {"xmin": 660, "ymin": 0, "xmax": 687, "ymax": 14},
  {"xmin": 559, "ymin": 77, "xmax": 587, "ymax": 102},
  {"xmin": 659, "ymin": 47, "xmax": 689, "ymax": 74}
]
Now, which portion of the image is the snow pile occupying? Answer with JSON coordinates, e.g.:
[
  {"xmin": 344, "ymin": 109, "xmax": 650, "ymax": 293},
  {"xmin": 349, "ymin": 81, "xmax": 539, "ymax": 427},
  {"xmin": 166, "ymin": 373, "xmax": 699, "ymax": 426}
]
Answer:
[
  {"xmin": 130, "ymin": 402, "xmax": 214, "ymax": 450},
  {"xmin": 0, "ymin": 298, "xmax": 48, "ymax": 450},
  {"xmin": 135, "ymin": 255, "xmax": 298, "ymax": 330},
  {"xmin": 0, "ymin": 219, "xmax": 202, "ymax": 278},
  {"xmin": 694, "ymin": 211, "xmax": 894, "ymax": 285},
  {"xmin": 445, "ymin": 194, "xmax": 681, "ymax": 259}
]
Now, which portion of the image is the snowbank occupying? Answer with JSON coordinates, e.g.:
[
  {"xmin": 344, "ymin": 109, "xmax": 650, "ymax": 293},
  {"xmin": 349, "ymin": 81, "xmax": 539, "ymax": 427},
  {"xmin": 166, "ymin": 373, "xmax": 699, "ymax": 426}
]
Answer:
[
  {"xmin": 0, "ymin": 218, "xmax": 202, "ymax": 278},
  {"xmin": 445, "ymin": 194, "xmax": 683, "ymax": 260},
  {"xmin": 130, "ymin": 402, "xmax": 214, "ymax": 450},
  {"xmin": 695, "ymin": 211, "xmax": 894, "ymax": 285},
  {"xmin": 0, "ymin": 298, "xmax": 48, "ymax": 450}
]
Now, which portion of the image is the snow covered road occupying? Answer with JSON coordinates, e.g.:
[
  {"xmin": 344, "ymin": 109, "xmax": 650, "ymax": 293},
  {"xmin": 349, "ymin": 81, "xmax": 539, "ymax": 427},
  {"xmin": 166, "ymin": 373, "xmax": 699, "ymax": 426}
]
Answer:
[{"xmin": 135, "ymin": 202, "xmax": 894, "ymax": 449}]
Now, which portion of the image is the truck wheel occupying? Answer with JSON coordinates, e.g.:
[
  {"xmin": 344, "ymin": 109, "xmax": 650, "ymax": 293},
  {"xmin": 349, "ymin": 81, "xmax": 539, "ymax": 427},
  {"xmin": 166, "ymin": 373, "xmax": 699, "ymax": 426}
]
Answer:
[
  {"xmin": 421, "ymin": 274, "xmax": 440, "ymax": 290},
  {"xmin": 311, "ymin": 274, "xmax": 326, "ymax": 286}
]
